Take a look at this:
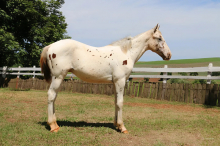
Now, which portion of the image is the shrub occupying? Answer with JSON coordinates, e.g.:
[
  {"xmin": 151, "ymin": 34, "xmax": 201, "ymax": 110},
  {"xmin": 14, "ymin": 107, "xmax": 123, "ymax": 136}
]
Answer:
[
  {"xmin": 144, "ymin": 78, "xmax": 149, "ymax": 82},
  {"xmin": 193, "ymin": 79, "xmax": 206, "ymax": 84},
  {"xmin": 190, "ymin": 72, "xmax": 198, "ymax": 76},
  {"xmin": 211, "ymin": 80, "xmax": 216, "ymax": 84},
  {"xmin": 169, "ymin": 78, "xmax": 189, "ymax": 84},
  {"xmin": 193, "ymin": 79, "xmax": 216, "ymax": 84},
  {"xmin": 178, "ymin": 72, "xmax": 187, "ymax": 76},
  {"xmin": 212, "ymin": 72, "xmax": 220, "ymax": 76}
]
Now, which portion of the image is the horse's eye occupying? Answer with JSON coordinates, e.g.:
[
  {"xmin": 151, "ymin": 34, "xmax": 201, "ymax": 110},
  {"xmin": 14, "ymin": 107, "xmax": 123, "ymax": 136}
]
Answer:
[{"xmin": 158, "ymin": 38, "xmax": 162, "ymax": 41}]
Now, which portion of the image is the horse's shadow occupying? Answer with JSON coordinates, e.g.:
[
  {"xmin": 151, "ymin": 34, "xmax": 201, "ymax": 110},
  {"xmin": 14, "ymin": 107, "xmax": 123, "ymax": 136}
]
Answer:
[{"xmin": 38, "ymin": 120, "xmax": 117, "ymax": 132}]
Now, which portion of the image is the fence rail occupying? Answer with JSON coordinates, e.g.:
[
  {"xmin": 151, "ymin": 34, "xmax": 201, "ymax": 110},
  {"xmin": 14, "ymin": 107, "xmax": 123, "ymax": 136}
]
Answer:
[{"xmin": 1, "ymin": 63, "xmax": 220, "ymax": 84}]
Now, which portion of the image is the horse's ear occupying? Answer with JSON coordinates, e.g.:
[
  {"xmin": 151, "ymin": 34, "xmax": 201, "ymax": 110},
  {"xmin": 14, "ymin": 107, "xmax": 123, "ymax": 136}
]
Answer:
[{"xmin": 153, "ymin": 24, "xmax": 159, "ymax": 33}]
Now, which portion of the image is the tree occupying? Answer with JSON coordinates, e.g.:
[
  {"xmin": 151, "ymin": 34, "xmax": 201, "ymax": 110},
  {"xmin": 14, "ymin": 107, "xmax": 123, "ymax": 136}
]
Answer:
[{"xmin": 0, "ymin": 0, "xmax": 70, "ymax": 67}]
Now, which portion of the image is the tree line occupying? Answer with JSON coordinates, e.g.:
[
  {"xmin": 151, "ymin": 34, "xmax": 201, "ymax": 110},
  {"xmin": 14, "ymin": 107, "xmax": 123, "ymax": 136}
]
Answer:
[{"xmin": 0, "ymin": 0, "xmax": 70, "ymax": 68}]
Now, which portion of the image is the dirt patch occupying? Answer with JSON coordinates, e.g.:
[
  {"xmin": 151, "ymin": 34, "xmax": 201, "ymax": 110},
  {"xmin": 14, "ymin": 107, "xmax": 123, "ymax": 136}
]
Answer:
[
  {"xmin": 144, "ymin": 130, "xmax": 204, "ymax": 146},
  {"xmin": 124, "ymin": 102, "xmax": 220, "ymax": 113},
  {"xmin": 149, "ymin": 78, "xmax": 160, "ymax": 83}
]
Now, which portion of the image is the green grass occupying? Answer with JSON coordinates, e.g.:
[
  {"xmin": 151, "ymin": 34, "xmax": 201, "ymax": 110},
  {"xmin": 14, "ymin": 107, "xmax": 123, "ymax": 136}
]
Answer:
[
  {"xmin": 1, "ymin": 88, "xmax": 219, "ymax": 145},
  {"xmin": 133, "ymin": 57, "xmax": 220, "ymax": 84},
  {"xmin": 135, "ymin": 57, "xmax": 220, "ymax": 68}
]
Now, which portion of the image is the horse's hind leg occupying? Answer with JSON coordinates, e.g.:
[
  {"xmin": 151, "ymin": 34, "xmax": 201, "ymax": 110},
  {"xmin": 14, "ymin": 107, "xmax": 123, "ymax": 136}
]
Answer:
[{"xmin": 47, "ymin": 75, "xmax": 64, "ymax": 132}]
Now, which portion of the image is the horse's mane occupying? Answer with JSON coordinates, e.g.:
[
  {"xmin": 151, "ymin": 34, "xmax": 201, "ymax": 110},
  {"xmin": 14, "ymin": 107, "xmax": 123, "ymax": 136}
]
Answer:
[{"xmin": 109, "ymin": 37, "xmax": 133, "ymax": 53}]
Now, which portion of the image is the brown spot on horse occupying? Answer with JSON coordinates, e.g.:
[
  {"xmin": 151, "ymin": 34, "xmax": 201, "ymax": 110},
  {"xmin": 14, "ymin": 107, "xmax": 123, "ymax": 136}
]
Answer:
[
  {"xmin": 122, "ymin": 60, "xmax": 127, "ymax": 65},
  {"xmin": 49, "ymin": 54, "xmax": 51, "ymax": 60},
  {"xmin": 52, "ymin": 53, "xmax": 56, "ymax": 59}
]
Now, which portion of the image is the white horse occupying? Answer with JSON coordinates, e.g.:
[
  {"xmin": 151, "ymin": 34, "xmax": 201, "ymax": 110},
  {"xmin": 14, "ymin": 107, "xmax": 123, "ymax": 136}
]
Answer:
[{"xmin": 40, "ymin": 24, "xmax": 171, "ymax": 133}]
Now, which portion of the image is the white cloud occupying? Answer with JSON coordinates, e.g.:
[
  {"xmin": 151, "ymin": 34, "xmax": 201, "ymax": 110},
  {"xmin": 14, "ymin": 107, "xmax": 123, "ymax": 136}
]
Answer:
[{"xmin": 60, "ymin": 0, "xmax": 220, "ymax": 61}]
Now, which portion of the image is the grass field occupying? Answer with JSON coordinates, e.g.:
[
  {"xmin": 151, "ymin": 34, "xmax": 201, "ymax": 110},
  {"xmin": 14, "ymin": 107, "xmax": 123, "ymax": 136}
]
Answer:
[
  {"xmin": 0, "ymin": 88, "xmax": 220, "ymax": 146},
  {"xmin": 134, "ymin": 57, "xmax": 220, "ymax": 68},
  {"xmin": 133, "ymin": 57, "xmax": 220, "ymax": 84}
]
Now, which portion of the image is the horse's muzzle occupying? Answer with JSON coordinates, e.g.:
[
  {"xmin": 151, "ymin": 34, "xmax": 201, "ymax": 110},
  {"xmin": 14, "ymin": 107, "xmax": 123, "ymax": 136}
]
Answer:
[{"xmin": 163, "ymin": 52, "xmax": 171, "ymax": 60}]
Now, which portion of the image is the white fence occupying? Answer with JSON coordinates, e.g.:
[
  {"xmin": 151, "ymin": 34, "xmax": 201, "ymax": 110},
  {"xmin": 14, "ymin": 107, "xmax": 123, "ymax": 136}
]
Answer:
[{"xmin": 1, "ymin": 63, "xmax": 220, "ymax": 84}]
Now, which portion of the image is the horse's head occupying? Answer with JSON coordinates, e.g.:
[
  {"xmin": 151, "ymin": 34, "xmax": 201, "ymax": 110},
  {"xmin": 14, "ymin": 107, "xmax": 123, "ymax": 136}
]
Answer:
[{"xmin": 148, "ymin": 24, "xmax": 172, "ymax": 60}]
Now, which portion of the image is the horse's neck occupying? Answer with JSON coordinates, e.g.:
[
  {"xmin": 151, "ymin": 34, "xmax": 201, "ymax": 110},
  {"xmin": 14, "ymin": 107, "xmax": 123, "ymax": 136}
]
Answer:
[{"xmin": 129, "ymin": 30, "xmax": 152, "ymax": 64}]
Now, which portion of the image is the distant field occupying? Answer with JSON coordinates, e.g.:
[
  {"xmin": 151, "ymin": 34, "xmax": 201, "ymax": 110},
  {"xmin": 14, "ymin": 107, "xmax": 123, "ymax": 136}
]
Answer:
[
  {"xmin": 133, "ymin": 57, "xmax": 220, "ymax": 84},
  {"xmin": 135, "ymin": 57, "xmax": 220, "ymax": 68}
]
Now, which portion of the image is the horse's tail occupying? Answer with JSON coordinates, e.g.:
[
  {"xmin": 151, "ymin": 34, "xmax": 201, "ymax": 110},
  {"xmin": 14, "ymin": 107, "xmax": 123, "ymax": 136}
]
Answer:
[{"xmin": 40, "ymin": 45, "xmax": 52, "ymax": 83}]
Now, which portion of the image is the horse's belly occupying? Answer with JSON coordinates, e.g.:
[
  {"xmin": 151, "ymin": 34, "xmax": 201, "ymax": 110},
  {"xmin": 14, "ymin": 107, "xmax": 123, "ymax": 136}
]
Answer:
[{"xmin": 72, "ymin": 70, "xmax": 113, "ymax": 83}]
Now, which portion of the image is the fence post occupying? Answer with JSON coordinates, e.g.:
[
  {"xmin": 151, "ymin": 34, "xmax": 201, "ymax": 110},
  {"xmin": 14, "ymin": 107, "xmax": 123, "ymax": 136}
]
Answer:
[
  {"xmin": 2, "ymin": 66, "xmax": 7, "ymax": 78},
  {"xmin": 16, "ymin": 66, "xmax": 21, "ymax": 89},
  {"xmin": 163, "ymin": 65, "xmax": 168, "ymax": 84},
  {"xmin": 162, "ymin": 65, "xmax": 168, "ymax": 100},
  {"xmin": 207, "ymin": 63, "xmax": 213, "ymax": 84},
  {"xmin": 17, "ymin": 66, "xmax": 21, "ymax": 79},
  {"xmin": 33, "ymin": 65, "xmax": 36, "ymax": 78}
]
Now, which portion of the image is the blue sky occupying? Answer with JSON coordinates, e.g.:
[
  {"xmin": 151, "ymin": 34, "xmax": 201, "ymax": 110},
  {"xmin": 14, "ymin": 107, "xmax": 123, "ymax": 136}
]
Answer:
[{"xmin": 60, "ymin": 0, "xmax": 220, "ymax": 61}]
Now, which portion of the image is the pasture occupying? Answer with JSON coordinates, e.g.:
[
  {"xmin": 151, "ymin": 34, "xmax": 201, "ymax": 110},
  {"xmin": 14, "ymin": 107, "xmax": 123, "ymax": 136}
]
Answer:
[
  {"xmin": 133, "ymin": 57, "xmax": 220, "ymax": 84},
  {"xmin": 134, "ymin": 57, "xmax": 220, "ymax": 68},
  {"xmin": 0, "ymin": 88, "xmax": 220, "ymax": 146}
]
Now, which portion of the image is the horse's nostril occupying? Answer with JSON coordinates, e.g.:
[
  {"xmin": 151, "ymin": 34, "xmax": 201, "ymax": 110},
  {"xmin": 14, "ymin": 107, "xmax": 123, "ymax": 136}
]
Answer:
[
  {"xmin": 167, "ymin": 53, "xmax": 171, "ymax": 60},
  {"xmin": 168, "ymin": 53, "xmax": 170, "ymax": 58}
]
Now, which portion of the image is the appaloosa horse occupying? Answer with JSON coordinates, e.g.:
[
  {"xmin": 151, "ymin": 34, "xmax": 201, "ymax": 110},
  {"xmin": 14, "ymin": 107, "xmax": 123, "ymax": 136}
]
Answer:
[{"xmin": 40, "ymin": 24, "xmax": 171, "ymax": 133}]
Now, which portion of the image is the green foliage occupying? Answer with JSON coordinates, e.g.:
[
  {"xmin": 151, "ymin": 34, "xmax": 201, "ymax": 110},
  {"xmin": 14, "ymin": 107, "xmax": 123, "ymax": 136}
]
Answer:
[
  {"xmin": 190, "ymin": 72, "xmax": 198, "ymax": 76},
  {"xmin": 211, "ymin": 80, "xmax": 216, "ymax": 84},
  {"xmin": 160, "ymin": 72, "xmax": 172, "ymax": 75},
  {"xmin": 212, "ymin": 72, "xmax": 220, "ymax": 76},
  {"xmin": 144, "ymin": 78, "xmax": 149, "ymax": 82},
  {"xmin": 178, "ymin": 72, "xmax": 187, "ymax": 76},
  {"xmin": 169, "ymin": 78, "xmax": 189, "ymax": 84},
  {"xmin": 168, "ymin": 72, "xmax": 172, "ymax": 76},
  {"xmin": 0, "ymin": 0, "xmax": 70, "ymax": 67},
  {"xmin": 193, "ymin": 79, "xmax": 206, "ymax": 84},
  {"xmin": 192, "ymin": 79, "xmax": 216, "ymax": 84}
]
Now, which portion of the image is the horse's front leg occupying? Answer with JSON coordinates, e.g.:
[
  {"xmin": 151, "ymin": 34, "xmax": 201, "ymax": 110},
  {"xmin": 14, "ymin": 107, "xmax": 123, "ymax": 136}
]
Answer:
[
  {"xmin": 47, "ymin": 76, "xmax": 63, "ymax": 132},
  {"xmin": 113, "ymin": 78, "xmax": 128, "ymax": 133}
]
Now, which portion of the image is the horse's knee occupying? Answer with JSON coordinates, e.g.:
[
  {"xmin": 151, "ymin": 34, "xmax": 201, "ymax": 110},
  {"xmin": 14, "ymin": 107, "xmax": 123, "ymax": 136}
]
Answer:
[
  {"xmin": 116, "ymin": 101, "xmax": 123, "ymax": 109},
  {"xmin": 47, "ymin": 89, "xmax": 56, "ymax": 103}
]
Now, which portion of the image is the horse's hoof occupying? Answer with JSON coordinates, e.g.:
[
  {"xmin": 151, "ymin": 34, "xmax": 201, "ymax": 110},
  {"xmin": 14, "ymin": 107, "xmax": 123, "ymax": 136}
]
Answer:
[
  {"xmin": 122, "ymin": 130, "xmax": 129, "ymax": 134},
  {"xmin": 50, "ymin": 126, "xmax": 60, "ymax": 133}
]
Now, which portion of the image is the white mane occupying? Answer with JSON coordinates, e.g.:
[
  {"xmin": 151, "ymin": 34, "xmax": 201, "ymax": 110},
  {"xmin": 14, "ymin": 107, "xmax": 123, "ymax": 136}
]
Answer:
[
  {"xmin": 110, "ymin": 37, "xmax": 133, "ymax": 52},
  {"xmin": 109, "ymin": 33, "xmax": 145, "ymax": 49}
]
